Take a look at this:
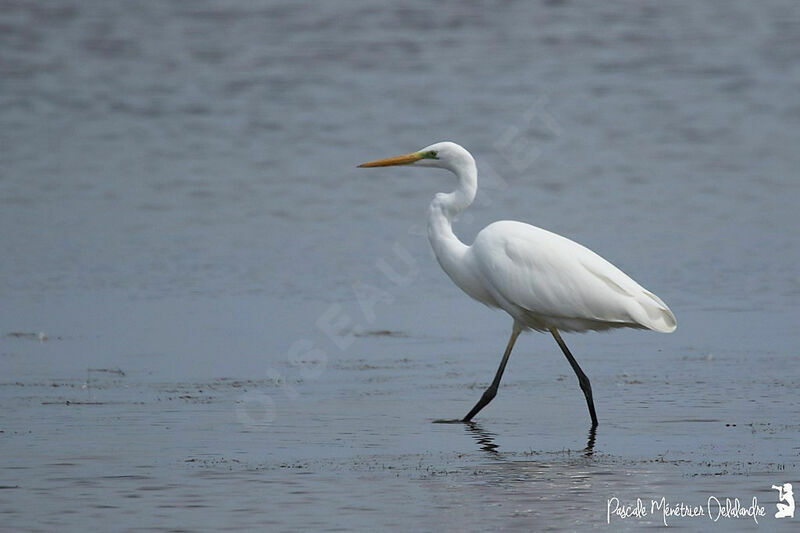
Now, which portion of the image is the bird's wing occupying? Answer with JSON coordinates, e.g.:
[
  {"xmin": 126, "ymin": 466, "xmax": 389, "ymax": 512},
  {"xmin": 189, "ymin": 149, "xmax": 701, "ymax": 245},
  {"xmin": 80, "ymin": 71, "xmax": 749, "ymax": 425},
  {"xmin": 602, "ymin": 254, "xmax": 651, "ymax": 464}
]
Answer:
[{"xmin": 471, "ymin": 221, "xmax": 675, "ymax": 332}]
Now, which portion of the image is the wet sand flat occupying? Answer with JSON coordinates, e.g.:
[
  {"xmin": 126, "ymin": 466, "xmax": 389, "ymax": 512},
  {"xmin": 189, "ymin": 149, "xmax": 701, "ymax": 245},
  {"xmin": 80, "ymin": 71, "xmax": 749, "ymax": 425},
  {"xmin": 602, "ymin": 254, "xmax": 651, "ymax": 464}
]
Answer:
[{"xmin": 2, "ymin": 298, "xmax": 799, "ymax": 530}]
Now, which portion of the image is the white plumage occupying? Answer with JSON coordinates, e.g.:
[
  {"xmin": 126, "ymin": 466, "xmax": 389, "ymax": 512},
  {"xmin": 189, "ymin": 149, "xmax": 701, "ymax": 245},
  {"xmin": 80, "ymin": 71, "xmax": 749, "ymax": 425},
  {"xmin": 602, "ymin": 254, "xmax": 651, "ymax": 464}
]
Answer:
[
  {"xmin": 470, "ymin": 220, "xmax": 676, "ymax": 333},
  {"xmin": 359, "ymin": 141, "xmax": 676, "ymax": 427}
]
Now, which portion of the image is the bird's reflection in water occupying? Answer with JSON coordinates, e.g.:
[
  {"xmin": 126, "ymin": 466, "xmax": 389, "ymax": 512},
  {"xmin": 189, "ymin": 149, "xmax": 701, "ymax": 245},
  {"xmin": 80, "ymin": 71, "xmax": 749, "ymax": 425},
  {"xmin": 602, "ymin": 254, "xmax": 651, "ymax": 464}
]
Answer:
[
  {"xmin": 584, "ymin": 425, "xmax": 597, "ymax": 457},
  {"xmin": 463, "ymin": 421, "xmax": 500, "ymax": 455},
  {"xmin": 463, "ymin": 422, "xmax": 598, "ymax": 458}
]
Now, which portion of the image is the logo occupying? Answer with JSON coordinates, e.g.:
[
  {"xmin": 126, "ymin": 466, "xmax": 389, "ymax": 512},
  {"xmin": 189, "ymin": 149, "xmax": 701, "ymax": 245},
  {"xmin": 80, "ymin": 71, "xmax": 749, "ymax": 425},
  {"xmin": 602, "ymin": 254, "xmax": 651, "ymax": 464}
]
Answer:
[
  {"xmin": 772, "ymin": 483, "xmax": 795, "ymax": 519},
  {"xmin": 606, "ymin": 484, "xmax": 797, "ymax": 525}
]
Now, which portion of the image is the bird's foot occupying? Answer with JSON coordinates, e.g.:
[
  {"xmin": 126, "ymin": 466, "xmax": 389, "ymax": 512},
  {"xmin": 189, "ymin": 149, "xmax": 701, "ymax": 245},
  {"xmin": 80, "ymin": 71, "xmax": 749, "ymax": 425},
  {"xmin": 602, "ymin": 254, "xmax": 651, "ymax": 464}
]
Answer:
[{"xmin": 432, "ymin": 418, "xmax": 470, "ymax": 424}]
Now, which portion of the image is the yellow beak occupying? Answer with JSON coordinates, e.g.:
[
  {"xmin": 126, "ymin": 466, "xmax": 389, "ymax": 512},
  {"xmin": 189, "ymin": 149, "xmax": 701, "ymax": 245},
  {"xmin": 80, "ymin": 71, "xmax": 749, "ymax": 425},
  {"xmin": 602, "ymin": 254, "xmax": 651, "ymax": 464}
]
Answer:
[{"xmin": 357, "ymin": 152, "xmax": 423, "ymax": 168}]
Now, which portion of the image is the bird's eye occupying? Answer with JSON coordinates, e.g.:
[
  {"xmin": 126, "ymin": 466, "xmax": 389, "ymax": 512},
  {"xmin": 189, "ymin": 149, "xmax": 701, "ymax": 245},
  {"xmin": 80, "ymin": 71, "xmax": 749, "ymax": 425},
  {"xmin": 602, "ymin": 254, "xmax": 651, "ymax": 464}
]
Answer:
[{"xmin": 426, "ymin": 150, "xmax": 438, "ymax": 159}]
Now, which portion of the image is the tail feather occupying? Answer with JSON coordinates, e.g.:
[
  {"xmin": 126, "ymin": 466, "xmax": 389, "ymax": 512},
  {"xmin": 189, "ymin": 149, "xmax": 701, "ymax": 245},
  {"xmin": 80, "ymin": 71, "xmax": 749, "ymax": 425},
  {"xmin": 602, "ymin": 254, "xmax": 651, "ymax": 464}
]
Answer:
[{"xmin": 633, "ymin": 290, "xmax": 677, "ymax": 333}]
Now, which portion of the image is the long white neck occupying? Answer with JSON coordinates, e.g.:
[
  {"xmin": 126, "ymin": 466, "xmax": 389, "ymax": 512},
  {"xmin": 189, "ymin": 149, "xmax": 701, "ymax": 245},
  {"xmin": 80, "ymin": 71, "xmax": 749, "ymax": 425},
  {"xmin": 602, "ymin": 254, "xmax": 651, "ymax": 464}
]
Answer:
[{"xmin": 427, "ymin": 155, "xmax": 478, "ymax": 274}]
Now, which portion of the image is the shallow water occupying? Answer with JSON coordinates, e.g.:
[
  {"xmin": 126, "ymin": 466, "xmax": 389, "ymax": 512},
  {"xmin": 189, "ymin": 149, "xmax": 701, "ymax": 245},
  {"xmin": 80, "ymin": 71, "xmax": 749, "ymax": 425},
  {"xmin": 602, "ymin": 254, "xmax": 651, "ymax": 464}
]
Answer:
[{"xmin": 2, "ymin": 0, "xmax": 800, "ymax": 530}]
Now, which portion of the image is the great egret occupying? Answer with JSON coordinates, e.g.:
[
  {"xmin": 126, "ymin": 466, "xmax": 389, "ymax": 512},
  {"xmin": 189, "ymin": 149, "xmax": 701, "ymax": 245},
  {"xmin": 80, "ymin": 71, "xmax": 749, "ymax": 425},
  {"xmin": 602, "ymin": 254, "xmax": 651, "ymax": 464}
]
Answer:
[{"xmin": 358, "ymin": 142, "xmax": 676, "ymax": 427}]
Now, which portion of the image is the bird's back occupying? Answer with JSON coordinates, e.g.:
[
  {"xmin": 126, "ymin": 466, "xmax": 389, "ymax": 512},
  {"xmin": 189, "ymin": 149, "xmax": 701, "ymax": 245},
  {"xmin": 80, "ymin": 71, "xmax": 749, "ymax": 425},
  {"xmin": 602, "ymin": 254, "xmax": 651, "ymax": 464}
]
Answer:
[{"xmin": 468, "ymin": 221, "xmax": 676, "ymax": 333}]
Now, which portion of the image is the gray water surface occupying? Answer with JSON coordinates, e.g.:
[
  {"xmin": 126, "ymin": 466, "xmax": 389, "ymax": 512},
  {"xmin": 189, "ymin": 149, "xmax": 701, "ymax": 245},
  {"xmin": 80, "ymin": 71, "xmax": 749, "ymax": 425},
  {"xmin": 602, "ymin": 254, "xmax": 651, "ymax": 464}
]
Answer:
[{"xmin": 2, "ymin": 1, "xmax": 799, "ymax": 530}]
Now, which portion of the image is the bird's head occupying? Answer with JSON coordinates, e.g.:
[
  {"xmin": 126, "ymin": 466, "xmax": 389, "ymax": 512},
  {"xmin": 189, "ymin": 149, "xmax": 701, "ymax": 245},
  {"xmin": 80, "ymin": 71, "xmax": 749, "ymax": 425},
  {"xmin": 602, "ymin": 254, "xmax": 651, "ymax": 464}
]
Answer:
[{"xmin": 358, "ymin": 141, "xmax": 474, "ymax": 173}]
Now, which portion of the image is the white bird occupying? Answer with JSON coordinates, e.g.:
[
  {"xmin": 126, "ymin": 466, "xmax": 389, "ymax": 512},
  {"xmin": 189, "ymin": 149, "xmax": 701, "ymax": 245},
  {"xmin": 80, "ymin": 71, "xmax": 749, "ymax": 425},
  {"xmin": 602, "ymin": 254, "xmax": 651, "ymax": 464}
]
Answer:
[{"xmin": 358, "ymin": 142, "xmax": 676, "ymax": 427}]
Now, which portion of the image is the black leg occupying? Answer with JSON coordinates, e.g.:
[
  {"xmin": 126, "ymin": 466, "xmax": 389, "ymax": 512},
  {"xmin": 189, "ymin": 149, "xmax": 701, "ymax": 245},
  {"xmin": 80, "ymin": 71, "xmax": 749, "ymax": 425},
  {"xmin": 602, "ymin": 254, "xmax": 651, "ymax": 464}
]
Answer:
[
  {"xmin": 462, "ymin": 324, "xmax": 522, "ymax": 422},
  {"xmin": 550, "ymin": 328, "xmax": 598, "ymax": 427}
]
